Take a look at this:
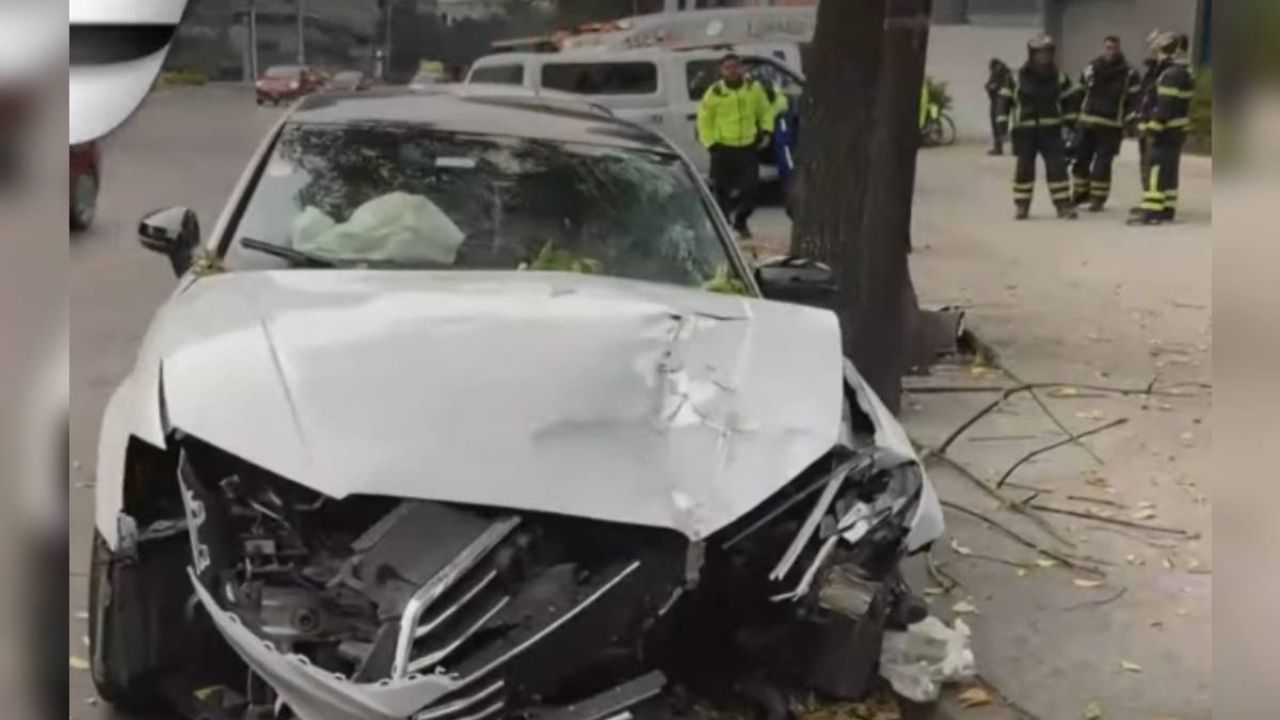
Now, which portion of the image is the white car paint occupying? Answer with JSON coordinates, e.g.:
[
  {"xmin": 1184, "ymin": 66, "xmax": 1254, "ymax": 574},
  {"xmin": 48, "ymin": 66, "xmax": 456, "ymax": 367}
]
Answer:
[{"xmin": 98, "ymin": 270, "xmax": 848, "ymax": 547}]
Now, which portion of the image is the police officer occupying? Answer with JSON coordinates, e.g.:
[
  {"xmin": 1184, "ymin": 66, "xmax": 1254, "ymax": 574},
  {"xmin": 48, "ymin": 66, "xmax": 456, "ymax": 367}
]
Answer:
[
  {"xmin": 997, "ymin": 35, "xmax": 1083, "ymax": 220},
  {"xmin": 762, "ymin": 79, "xmax": 795, "ymax": 190},
  {"xmin": 1129, "ymin": 31, "xmax": 1194, "ymax": 225},
  {"xmin": 1071, "ymin": 35, "xmax": 1142, "ymax": 211},
  {"xmin": 985, "ymin": 58, "xmax": 1012, "ymax": 155},
  {"xmin": 697, "ymin": 54, "xmax": 775, "ymax": 239}
]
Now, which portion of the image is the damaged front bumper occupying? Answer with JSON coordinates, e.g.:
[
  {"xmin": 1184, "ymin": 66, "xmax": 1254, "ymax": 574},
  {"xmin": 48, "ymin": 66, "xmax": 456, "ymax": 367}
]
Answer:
[{"xmin": 177, "ymin": 425, "xmax": 938, "ymax": 720}]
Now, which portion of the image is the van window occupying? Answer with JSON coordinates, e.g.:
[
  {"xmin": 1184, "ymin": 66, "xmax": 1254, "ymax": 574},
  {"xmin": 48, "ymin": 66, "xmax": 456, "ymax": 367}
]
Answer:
[
  {"xmin": 541, "ymin": 62, "xmax": 658, "ymax": 96},
  {"xmin": 687, "ymin": 58, "xmax": 803, "ymax": 101},
  {"xmin": 470, "ymin": 65, "xmax": 524, "ymax": 85},
  {"xmin": 686, "ymin": 60, "xmax": 719, "ymax": 100}
]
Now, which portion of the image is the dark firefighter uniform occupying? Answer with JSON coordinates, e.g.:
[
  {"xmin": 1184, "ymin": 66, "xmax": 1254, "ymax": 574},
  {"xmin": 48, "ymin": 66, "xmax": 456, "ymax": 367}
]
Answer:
[
  {"xmin": 985, "ymin": 59, "xmax": 1012, "ymax": 155},
  {"xmin": 1132, "ymin": 55, "xmax": 1162, "ymax": 193},
  {"xmin": 997, "ymin": 37, "xmax": 1083, "ymax": 219},
  {"xmin": 697, "ymin": 76, "xmax": 774, "ymax": 236},
  {"xmin": 1132, "ymin": 36, "xmax": 1194, "ymax": 224},
  {"xmin": 1071, "ymin": 55, "xmax": 1141, "ymax": 209}
]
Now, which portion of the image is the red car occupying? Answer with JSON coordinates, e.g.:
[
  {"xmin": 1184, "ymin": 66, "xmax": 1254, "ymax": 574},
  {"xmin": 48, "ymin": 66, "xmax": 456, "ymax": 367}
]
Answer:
[
  {"xmin": 256, "ymin": 65, "xmax": 325, "ymax": 105},
  {"xmin": 70, "ymin": 141, "xmax": 100, "ymax": 231}
]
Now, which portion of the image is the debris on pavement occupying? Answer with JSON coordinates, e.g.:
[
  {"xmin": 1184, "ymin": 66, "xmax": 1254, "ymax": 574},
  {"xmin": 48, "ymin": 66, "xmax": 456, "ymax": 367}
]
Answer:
[
  {"xmin": 878, "ymin": 616, "xmax": 976, "ymax": 702},
  {"xmin": 1083, "ymin": 701, "xmax": 1104, "ymax": 719},
  {"xmin": 955, "ymin": 685, "xmax": 995, "ymax": 708}
]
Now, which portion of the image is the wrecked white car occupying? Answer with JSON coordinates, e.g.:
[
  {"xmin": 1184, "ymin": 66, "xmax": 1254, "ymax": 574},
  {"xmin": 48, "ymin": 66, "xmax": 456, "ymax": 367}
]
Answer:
[{"xmin": 89, "ymin": 88, "xmax": 943, "ymax": 720}]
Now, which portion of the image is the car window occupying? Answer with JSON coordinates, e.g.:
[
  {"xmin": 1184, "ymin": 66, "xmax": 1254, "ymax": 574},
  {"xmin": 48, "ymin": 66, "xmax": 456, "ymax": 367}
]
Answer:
[
  {"xmin": 541, "ymin": 62, "xmax": 658, "ymax": 96},
  {"xmin": 225, "ymin": 123, "xmax": 740, "ymax": 291},
  {"xmin": 744, "ymin": 59, "xmax": 802, "ymax": 97},
  {"xmin": 265, "ymin": 66, "xmax": 301, "ymax": 79},
  {"xmin": 470, "ymin": 64, "xmax": 525, "ymax": 85},
  {"xmin": 686, "ymin": 58, "xmax": 802, "ymax": 101},
  {"xmin": 686, "ymin": 60, "xmax": 719, "ymax": 100}
]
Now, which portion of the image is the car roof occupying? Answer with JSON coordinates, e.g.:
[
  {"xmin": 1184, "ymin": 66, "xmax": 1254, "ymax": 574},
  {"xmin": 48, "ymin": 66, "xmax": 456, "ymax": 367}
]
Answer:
[{"xmin": 288, "ymin": 88, "xmax": 668, "ymax": 152}]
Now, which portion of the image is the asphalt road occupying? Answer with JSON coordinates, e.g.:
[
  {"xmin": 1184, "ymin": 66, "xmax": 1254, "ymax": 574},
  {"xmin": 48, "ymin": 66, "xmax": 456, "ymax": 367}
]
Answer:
[{"xmin": 68, "ymin": 85, "xmax": 286, "ymax": 719}]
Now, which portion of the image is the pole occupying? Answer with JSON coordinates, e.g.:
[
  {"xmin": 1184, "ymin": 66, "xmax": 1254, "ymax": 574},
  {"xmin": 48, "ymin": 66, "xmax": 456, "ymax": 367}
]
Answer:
[
  {"xmin": 248, "ymin": 0, "xmax": 259, "ymax": 81},
  {"xmin": 384, "ymin": 0, "xmax": 394, "ymax": 80},
  {"xmin": 296, "ymin": 0, "xmax": 306, "ymax": 65}
]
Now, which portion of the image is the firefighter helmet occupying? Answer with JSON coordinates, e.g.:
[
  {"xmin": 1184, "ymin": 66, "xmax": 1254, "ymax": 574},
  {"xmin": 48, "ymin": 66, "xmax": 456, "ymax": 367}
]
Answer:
[
  {"xmin": 1152, "ymin": 30, "xmax": 1182, "ymax": 57},
  {"xmin": 1027, "ymin": 34, "xmax": 1056, "ymax": 53}
]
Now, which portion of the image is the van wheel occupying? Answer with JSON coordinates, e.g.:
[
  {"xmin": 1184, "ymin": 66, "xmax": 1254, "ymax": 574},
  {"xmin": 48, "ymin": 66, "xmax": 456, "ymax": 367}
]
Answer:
[{"xmin": 87, "ymin": 531, "xmax": 185, "ymax": 711}]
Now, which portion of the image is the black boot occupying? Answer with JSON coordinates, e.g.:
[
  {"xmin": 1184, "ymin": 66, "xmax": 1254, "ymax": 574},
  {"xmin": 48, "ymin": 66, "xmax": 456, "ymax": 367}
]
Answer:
[
  {"xmin": 1015, "ymin": 203, "xmax": 1030, "ymax": 220},
  {"xmin": 1087, "ymin": 198, "xmax": 1106, "ymax": 212},
  {"xmin": 1056, "ymin": 203, "xmax": 1079, "ymax": 220},
  {"xmin": 1126, "ymin": 209, "xmax": 1164, "ymax": 226}
]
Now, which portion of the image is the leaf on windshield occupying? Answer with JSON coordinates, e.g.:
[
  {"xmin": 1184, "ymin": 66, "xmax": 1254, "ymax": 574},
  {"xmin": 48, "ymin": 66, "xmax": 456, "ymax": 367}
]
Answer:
[
  {"xmin": 522, "ymin": 240, "xmax": 602, "ymax": 275},
  {"xmin": 702, "ymin": 266, "xmax": 748, "ymax": 296}
]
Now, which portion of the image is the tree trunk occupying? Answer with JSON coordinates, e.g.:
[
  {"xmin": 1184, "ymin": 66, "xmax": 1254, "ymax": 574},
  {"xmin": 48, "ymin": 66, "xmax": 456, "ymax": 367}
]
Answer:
[{"xmin": 790, "ymin": 0, "xmax": 933, "ymax": 414}]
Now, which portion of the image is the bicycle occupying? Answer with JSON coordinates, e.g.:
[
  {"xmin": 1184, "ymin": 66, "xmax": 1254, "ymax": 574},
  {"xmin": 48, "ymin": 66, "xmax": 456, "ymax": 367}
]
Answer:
[{"xmin": 920, "ymin": 106, "xmax": 957, "ymax": 147}]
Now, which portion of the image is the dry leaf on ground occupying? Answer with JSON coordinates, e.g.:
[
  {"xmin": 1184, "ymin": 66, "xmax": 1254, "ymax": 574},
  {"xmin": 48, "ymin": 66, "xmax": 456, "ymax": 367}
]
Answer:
[
  {"xmin": 951, "ymin": 599, "xmax": 979, "ymax": 614},
  {"xmin": 956, "ymin": 686, "xmax": 994, "ymax": 708},
  {"xmin": 1073, "ymin": 578, "xmax": 1105, "ymax": 588},
  {"xmin": 1121, "ymin": 660, "xmax": 1144, "ymax": 673},
  {"xmin": 69, "ymin": 656, "xmax": 89, "ymax": 670},
  {"xmin": 1132, "ymin": 509, "xmax": 1158, "ymax": 521},
  {"xmin": 1034, "ymin": 558, "xmax": 1059, "ymax": 568},
  {"xmin": 950, "ymin": 538, "xmax": 973, "ymax": 556},
  {"xmin": 1084, "ymin": 701, "xmax": 1104, "ymax": 719}
]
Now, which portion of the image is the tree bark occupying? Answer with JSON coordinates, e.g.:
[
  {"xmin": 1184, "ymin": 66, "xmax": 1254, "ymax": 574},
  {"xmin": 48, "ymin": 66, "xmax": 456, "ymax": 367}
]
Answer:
[{"xmin": 790, "ymin": 0, "xmax": 933, "ymax": 414}]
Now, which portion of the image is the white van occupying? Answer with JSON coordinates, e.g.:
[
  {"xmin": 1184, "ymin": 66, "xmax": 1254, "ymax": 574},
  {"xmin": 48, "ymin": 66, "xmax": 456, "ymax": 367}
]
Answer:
[{"xmin": 465, "ymin": 47, "xmax": 805, "ymax": 176}]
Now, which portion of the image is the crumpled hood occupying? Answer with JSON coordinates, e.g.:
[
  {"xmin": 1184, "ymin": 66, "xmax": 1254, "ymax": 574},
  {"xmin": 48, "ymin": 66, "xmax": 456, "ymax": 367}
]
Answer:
[{"xmin": 155, "ymin": 270, "xmax": 845, "ymax": 540}]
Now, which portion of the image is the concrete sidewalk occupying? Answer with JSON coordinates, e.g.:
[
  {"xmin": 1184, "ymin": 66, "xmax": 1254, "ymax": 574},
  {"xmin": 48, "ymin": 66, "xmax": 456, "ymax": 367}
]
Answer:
[{"xmin": 750, "ymin": 139, "xmax": 1211, "ymax": 720}]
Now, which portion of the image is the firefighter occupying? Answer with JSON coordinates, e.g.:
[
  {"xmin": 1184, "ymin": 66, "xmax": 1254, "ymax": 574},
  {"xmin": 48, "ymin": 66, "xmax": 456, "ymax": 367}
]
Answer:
[
  {"xmin": 985, "ymin": 58, "xmax": 1012, "ymax": 155},
  {"xmin": 1130, "ymin": 29, "xmax": 1165, "ymax": 197},
  {"xmin": 1129, "ymin": 31, "xmax": 1194, "ymax": 225},
  {"xmin": 997, "ymin": 35, "xmax": 1083, "ymax": 220},
  {"xmin": 1071, "ymin": 35, "xmax": 1142, "ymax": 211},
  {"xmin": 697, "ymin": 53, "xmax": 775, "ymax": 239}
]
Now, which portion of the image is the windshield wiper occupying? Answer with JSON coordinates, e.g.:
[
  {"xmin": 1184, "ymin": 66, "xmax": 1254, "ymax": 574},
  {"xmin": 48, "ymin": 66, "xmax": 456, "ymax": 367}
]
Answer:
[{"xmin": 240, "ymin": 237, "xmax": 340, "ymax": 268}]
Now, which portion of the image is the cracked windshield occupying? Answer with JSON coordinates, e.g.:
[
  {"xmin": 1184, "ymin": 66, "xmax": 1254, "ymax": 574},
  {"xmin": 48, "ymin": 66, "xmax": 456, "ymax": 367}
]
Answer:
[{"xmin": 227, "ymin": 122, "xmax": 739, "ymax": 289}]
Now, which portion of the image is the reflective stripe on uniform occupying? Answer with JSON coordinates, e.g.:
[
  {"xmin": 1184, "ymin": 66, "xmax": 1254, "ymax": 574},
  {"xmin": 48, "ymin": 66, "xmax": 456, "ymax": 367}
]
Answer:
[
  {"xmin": 1079, "ymin": 114, "xmax": 1123, "ymax": 127},
  {"xmin": 1142, "ymin": 165, "xmax": 1165, "ymax": 210},
  {"xmin": 1158, "ymin": 87, "xmax": 1195, "ymax": 99},
  {"xmin": 1014, "ymin": 118, "xmax": 1062, "ymax": 128}
]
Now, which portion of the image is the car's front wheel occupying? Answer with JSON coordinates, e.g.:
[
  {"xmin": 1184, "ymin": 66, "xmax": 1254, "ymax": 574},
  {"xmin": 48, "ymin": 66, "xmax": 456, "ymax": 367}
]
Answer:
[
  {"xmin": 87, "ymin": 531, "xmax": 185, "ymax": 711},
  {"xmin": 69, "ymin": 171, "xmax": 97, "ymax": 231}
]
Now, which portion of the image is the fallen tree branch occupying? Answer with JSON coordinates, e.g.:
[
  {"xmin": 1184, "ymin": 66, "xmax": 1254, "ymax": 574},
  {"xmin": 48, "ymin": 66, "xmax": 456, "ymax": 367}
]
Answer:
[
  {"xmin": 1027, "ymin": 502, "xmax": 1195, "ymax": 536},
  {"xmin": 996, "ymin": 418, "xmax": 1130, "ymax": 489},
  {"xmin": 1066, "ymin": 494, "xmax": 1128, "ymax": 508},
  {"xmin": 1088, "ymin": 525, "xmax": 1180, "ymax": 549},
  {"xmin": 1003, "ymin": 369, "xmax": 1107, "ymax": 466},
  {"xmin": 1061, "ymin": 586, "xmax": 1127, "ymax": 611},
  {"xmin": 923, "ymin": 452, "xmax": 1075, "ymax": 547},
  {"xmin": 934, "ymin": 380, "xmax": 1209, "ymax": 454},
  {"xmin": 902, "ymin": 385, "xmax": 1010, "ymax": 394},
  {"xmin": 940, "ymin": 500, "xmax": 1106, "ymax": 577}
]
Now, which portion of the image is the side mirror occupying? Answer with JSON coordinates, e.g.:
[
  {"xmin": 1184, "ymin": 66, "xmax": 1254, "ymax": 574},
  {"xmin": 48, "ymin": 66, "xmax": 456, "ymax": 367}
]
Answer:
[
  {"xmin": 755, "ymin": 256, "xmax": 837, "ymax": 308},
  {"xmin": 139, "ymin": 207, "xmax": 200, "ymax": 276}
]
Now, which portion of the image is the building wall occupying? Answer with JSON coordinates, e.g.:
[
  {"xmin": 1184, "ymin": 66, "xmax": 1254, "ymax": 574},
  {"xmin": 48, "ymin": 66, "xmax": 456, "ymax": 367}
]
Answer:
[{"xmin": 1045, "ymin": 0, "xmax": 1202, "ymax": 73}]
